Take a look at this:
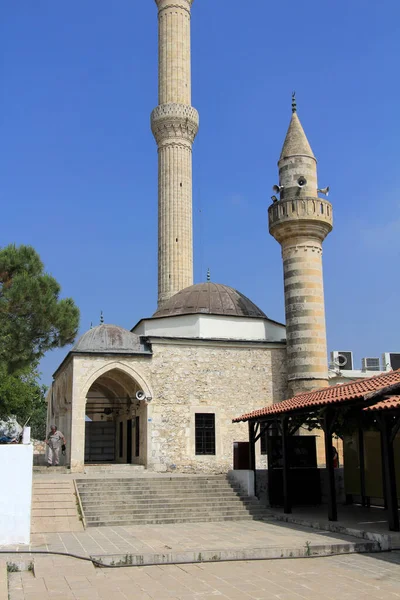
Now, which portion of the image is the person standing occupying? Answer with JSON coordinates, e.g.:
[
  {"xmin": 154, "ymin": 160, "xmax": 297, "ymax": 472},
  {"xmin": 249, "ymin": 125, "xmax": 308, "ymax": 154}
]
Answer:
[{"xmin": 46, "ymin": 425, "xmax": 66, "ymax": 467}]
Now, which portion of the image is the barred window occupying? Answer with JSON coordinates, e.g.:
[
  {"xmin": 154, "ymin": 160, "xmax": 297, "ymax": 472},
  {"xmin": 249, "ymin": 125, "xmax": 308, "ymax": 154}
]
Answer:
[{"xmin": 195, "ymin": 413, "xmax": 215, "ymax": 455}]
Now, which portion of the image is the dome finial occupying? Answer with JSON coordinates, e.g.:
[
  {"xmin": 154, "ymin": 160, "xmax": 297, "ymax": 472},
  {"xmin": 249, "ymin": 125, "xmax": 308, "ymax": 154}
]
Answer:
[
  {"xmin": 90, "ymin": 321, "xmax": 93, "ymax": 329},
  {"xmin": 292, "ymin": 91, "xmax": 297, "ymax": 113},
  {"xmin": 100, "ymin": 311, "xmax": 104, "ymax": 324},
  {"xmin": 207, "ymin": 267, "xmax": 211, "ymax": 282}
]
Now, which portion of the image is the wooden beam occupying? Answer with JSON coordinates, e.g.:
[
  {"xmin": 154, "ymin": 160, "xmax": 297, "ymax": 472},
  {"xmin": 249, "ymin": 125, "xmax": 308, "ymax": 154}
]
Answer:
[
  {"xmin": 323, "ymin": 409, "xmax": 337, "ymax": 521},
  {"xmin": 248, "ymin": 421, "xmax": 256, "ymax": 472},
  {"xmin": 378, "ymin": 415, "xmax": 399, "ymax": 531},
  {"xmin": 281, "ymin": 416, "xmax": 291, "ymax": 514},
  {"xmin": 358, "ymin": 426, "xmax": 367, "ymax": 507},
  {"xmin": 254, "ymin": 422, "xmax": 271, "ymax": 444},
  {"xmin": 248, "ymin": 421, "xmax": 257, "ymax": 498}
]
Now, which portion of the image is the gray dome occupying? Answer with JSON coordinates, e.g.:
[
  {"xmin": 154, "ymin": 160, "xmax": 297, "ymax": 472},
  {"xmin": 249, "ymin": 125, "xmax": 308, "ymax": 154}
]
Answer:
[
  {"xmin": 73, "ymin": 324, "xmax": 148, "ymax": 354},
  {"xmin": 153, "ymin": 282, "xmax": 267, "ymax": 319}
]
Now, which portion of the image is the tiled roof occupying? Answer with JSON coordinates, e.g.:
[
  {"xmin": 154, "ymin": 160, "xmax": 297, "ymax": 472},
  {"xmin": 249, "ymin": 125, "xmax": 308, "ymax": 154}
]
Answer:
[
  {"xmin": 233, "ymin": 369, "xmax": 400, "ymax": 423},
  {"xmin": 364, "ymin": 395, "xmax": 400, "ymax": 412}
]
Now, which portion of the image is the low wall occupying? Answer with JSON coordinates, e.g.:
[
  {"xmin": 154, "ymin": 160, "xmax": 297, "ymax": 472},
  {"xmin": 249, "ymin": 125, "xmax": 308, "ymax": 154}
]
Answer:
[
  {"xmin": 0, "ymin": 444, "xmax": 33, "ymax": 545},
  {"xmin": 227, "ymin": 470, "xmax": 255, "ymax": 496},
  {"xmin": 33, "ymin": 439, "xmax": 47, "ymax": 466}
]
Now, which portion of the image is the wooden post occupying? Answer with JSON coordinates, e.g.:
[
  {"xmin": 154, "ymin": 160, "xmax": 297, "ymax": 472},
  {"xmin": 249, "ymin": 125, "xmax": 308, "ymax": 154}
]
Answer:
[
  {"xmin": 358, "ymin": 426, "xmax": 367, "ymax": 507},
  {"xmin": 281, "ymin": 416, "xmax": 291, "ymax": 514},
  {"xmin": 323, "ymin": 410, "xmax": 337, "ymax": 522},
  {"xmin": 248, "ymin": 421, "xmax": 256, "ymax": 495},
  {"xmin": 379, "ymin": 416, "xmax": 399, "ymax": 532},
  {"xmin": 380, "ymin": 428, "xmax": 388, "ymax": 509}
]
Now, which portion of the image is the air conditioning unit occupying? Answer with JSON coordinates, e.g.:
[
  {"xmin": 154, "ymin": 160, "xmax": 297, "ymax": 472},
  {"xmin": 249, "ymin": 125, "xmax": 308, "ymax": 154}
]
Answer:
[
  {"xmin": 361, "ymin": 357, "xmax": 381, "ymax": 372},
  {"xmin": 382, "ymin": 352, "xmax": 400, "ymax": 372},
  {"xmin": 331, "ymin": 351, "xmax": 353, "ymax": 371}
]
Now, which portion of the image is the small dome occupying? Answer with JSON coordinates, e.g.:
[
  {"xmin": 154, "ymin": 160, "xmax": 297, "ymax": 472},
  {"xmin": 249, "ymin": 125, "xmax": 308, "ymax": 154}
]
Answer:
[
  {"xmin": 153, "ymin": 282, "xmax": 267, "ymax": 319},
  {"xmin": 73, "ymin": 324, "xmax": 148, "ymax": 354}
]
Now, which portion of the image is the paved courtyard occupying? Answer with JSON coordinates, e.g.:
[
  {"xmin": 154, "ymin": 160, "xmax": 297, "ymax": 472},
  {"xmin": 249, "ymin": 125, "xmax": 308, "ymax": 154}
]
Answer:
[
  {"xmin": 2, "ymin": 519, "xmax": 374, "ymax": 563},
  {"xmin": 7, "ymin": 552, "xmax": 400, "ymax": 599}
]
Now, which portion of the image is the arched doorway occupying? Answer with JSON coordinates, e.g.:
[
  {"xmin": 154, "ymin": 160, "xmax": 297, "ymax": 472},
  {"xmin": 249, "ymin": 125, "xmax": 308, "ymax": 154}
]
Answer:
[{"xmin": 84, "ymin": 368, "xmax": 148, "ymax": 466}]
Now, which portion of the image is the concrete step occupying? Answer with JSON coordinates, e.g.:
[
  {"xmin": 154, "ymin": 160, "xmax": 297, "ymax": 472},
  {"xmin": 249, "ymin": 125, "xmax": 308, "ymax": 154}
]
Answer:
[
  {"xmin": 84, "ymin": 465, "xmax": 145, "ymax": 472},
  {"xmin": 77, "ymin": 482, "xmax": 241, "ymax": 490},
  {"xmin": 78, "ymin": 488, "xmax": 242, "ymax": 498},
  {"xmin": 31, "ymin": 480, "xmax": 84, "ymax": 534},
  {"xmin": 86, "ymin": 515, "xmax": 258, "ymax": 527},
  {"xmin": 79, "ymin": 496, "xmax": 251, "ymax": 509},
  {"xmin": 76, "ymin": 478, "xmax": 234, "ymax": 486},
  {"xmin": 84, "ymin": 508, "xmax": 269, "ymax": 520},
  {"xmin": 33, "ymin": 466, "xmax": 70, "ymax": 474},
  {"xmin": 76, "ymin": 476, "xmax": 265, "ymax": 527},
  {"xmin": 76, "ymin": 474, "xmax": 229, "ymax": 485},
  {"xmin": 79, "ymin": 487, "xmax": 240, "ymax": 498}
]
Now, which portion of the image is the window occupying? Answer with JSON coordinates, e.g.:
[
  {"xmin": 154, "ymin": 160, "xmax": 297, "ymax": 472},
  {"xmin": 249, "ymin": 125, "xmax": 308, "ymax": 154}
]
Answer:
[
  {"xmin": 195, "ymin": 413, "xmax": 215, "ymax": 455},
  {"xmin": 119, "ymin": 422, "xmax": 123, "ymax": 458}
]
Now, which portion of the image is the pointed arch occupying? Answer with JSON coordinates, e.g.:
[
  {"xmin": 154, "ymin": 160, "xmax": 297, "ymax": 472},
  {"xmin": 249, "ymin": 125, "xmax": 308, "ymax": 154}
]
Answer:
[{"xmin": 81, "ymin": 361, "xmax": 153, "ymax": 401}]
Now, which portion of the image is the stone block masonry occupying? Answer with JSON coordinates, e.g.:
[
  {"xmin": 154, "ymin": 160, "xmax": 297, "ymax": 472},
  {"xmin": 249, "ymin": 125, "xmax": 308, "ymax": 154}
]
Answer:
[
  {"xmin": 152, "ymin": 0, "xmax": 199, "ymax": 308},
  {"xmin": 67, "ymin": 341, "xmax": 287, "ymax": 473}
]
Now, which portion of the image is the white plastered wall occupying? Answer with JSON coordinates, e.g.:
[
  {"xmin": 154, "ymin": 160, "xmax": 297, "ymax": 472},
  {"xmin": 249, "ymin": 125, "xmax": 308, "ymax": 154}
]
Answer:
[
  {"xmin": 133, "ymin": 314, "xmax": 286, "ymax": 342},
  {"xmin": 0, "ymin": 445, "xmax": 33, "ymax": 545}
]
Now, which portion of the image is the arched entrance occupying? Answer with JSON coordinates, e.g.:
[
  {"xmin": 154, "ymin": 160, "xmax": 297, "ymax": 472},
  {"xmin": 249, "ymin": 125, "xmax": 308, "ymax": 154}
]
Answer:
[{"xmin": 84, "ymin": 368, "xmax": 148, "ymax": 466}]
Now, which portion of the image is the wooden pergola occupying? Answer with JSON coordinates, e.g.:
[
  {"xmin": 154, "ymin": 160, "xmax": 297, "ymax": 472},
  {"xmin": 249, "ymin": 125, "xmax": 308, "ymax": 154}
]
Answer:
[{"xmin": 233, "ymin": 369, "xmax": 400, "ymax": 532}]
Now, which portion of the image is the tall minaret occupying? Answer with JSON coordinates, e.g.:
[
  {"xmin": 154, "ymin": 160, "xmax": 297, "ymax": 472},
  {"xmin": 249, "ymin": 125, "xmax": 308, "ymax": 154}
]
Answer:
[
  {"xmin": 269, "ymin": 96, "xmax": 333, "ymax": 397},
  {"xmin": 151, "ymin": 0, "xmax": 199, "ymax": 308}
]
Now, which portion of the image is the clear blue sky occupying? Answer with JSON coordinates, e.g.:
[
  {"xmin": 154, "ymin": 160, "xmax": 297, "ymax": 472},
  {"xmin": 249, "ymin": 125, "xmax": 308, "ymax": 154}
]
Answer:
[{"xmin": 2, "ymin": 0, "xmax": 400, "ymax": 385}]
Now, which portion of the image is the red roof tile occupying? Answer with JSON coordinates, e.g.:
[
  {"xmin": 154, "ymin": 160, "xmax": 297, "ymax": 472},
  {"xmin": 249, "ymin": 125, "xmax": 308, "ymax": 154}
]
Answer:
[
  {"xmin": 363, "ymin": 395, "xmax": 400, "ymax": 412},
  {"xmin": 233, "ymin": 369, "xmax": 400, "ymax": 422}
]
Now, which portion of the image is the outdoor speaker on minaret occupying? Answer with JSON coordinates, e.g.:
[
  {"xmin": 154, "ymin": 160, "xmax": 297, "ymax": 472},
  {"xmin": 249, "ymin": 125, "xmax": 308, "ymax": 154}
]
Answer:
[
  {"xmin": 151, "ymin": 0, "xmax": 199, "ymax": 309},
  {"xmin": 269, "ymin": 95, "xmax": 333, "ymax": 397}
]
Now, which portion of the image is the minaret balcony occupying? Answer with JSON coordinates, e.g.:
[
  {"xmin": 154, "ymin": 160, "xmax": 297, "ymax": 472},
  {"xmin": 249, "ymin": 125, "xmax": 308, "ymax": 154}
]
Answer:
[
  {"xmin": 151, "ymin": 103, "xmax": 199, "ymax": 146},
  {"xmin": 268, "ymin": 197, "xmax": 333, "ymax": 242}
]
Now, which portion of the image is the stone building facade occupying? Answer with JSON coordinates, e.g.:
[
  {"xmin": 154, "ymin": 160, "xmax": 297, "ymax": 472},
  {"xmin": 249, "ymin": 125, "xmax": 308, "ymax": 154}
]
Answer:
[{"xmin": 48, "ymin": 284, "xmax": 287, "ymax": 473}]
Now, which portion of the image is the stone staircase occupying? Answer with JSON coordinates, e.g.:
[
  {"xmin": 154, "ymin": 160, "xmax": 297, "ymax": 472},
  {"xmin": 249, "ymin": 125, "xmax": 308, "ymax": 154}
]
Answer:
[
  {"xmin": 31, "ymin": 480, "xmax": 84, "ymax": 533},
  {"xmin": 76, "ymin": 475, "xmax": 270, "ymax": 527},
  {"xmin": 83, "ymin": 464, "xmax": 146, "ymax": 475}
]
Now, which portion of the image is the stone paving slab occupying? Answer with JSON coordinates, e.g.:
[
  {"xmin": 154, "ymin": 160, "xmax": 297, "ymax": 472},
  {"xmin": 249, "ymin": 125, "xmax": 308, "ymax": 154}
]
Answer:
[
  {"xmin": 7, "ymin": 552, "xmax": 400, "ymax": 599},
  {"xmin": 0, "ymin": 561, "xmax": 7, "ymax": 600},
  {"xmin": 266, "ymin": 505, "xmax": 400, "ymax": 551},
  {"xmin": 0, "ymin": 519, "xmax": 380, "ymax": 567}
]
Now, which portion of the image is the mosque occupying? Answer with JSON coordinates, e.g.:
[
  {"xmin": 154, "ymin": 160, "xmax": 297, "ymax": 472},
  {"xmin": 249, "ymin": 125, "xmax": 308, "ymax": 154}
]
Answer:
[{"xmin": 47, "ymin": 0, "xmax": 333, "ymax": 474}]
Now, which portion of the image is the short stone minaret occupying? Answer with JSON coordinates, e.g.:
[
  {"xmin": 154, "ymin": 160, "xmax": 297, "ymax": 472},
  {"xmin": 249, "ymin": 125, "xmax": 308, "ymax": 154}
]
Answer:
[
  {"xmin": 151, "ymin": 0, "xmax": 199, "ymax": 308},
  {"xmin": 269, "ymin": 97, "xmax": 333, "ymax": 397}
]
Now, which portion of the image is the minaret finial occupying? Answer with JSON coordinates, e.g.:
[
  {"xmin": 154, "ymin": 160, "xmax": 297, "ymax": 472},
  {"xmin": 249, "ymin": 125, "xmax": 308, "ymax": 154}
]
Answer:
[
  {"xmin": 292, "ymin": 91, "xmax": 297, "ymax": 113},
  {"xmin": 100, "ymin": 311, "xmax": 104, "ymax": 324},
  {"xmin": 207, "ymin": 268, "xmax": 211, "ymax": 282}
]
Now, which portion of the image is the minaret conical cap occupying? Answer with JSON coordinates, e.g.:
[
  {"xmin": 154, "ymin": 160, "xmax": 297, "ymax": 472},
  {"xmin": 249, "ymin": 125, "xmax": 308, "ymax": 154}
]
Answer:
[{"xmin": 280, "ymin": 112, "xmax": 315, "ymax": 161}]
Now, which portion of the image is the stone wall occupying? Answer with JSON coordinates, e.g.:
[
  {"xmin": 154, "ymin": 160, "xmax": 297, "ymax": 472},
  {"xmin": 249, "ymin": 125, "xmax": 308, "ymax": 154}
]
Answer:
[
  {"xmin": 32, "ymin": 440, "xmax": 46, "ymax": 466},
  {"xmin": 68, "ymin": 340, "xmax": 287, "ymax": 473},
  {"xmin": 48, "ymin": 359, "xmax": 73, "ymax": 465}
]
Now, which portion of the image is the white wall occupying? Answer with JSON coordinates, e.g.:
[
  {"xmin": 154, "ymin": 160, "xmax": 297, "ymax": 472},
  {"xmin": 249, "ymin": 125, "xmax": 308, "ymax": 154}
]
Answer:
[
  {"xmin": 133, "ymin": 314, "xmax": 200, "ymax": 338},
  {"xmin": 134, "ymin": 314, "xmax": 286, "ymax": 343},
  {"xmin": 0, "ymin": 445, "xmax": 33, "ymax": 545},
  {"xmin": 198, "ymin": 315, "xmax": 285, "ymax": 342}
]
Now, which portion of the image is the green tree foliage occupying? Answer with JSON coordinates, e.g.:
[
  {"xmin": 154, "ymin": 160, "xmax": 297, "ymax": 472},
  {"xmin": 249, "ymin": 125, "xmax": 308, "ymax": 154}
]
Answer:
[
  {"xmin": 0, "ymin": 244, "xmax": 80, "ymax": 374},
  {"xmin": 0, "ymin": 244, "xmax": 79, "ymax": 434},
  {"xmin": 0, "ymin": 363, "xmax": 48, "ymax": 439}
]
